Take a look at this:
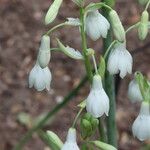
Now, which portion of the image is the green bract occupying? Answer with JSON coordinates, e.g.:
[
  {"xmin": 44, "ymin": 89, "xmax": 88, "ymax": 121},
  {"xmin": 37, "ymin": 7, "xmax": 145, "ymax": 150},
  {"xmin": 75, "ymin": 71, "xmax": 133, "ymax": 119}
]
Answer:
[
  {"xmin": 45, "ymin": 0, "xmax": 63, "ymax": 25},
  {"xmin": 57, "ymin": 39, "xmax": 84, "ymax": 60},
  {"xmin": 138, "ymin": 10, "xmax": 149, "ymax": 40}
]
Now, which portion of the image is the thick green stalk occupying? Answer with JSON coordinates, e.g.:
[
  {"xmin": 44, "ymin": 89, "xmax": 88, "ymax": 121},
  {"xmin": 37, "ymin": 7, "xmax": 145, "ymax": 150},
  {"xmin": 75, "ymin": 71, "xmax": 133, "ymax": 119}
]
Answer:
[
  {"xmin": 80, "ymin": 8, "xmax": 93, "ymax": 83},
  {"xmin": 98, "ymin": 120, "xmax": 107, "ymax": 142},
  {"xmin": 102, "ymin": 0, "xmax": 117, "ymax": 147},
  {"xmin": 13, "ymin": 76, "xmax": 87, "ymax": 150}
]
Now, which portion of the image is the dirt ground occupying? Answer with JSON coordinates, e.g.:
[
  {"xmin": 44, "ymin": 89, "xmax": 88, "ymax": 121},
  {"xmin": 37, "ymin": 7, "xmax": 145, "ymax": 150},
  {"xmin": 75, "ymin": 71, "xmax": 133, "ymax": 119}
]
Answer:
[{"xmin": 0, "ymin": 0, "xmax": 150, "ymax": 150}]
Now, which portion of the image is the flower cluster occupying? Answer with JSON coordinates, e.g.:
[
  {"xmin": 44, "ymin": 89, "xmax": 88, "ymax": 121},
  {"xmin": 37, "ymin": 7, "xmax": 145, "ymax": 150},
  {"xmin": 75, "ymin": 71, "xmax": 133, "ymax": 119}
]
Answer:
[{"xmin": 27, "ymin": 0, "xmax": 150, "ymax": 149}]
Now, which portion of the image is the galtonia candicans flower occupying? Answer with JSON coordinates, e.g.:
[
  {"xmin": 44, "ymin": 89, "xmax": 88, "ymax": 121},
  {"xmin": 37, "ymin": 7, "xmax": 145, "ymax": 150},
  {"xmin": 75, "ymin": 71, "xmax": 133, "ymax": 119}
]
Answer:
[
  {"xmin": 128, "ymin": 79, "xmax": 143, "ymax": 103},
  {"xmin": 132, "ymin": 102, "xmax": 150, "ymax": 141},
  {"xmin": 107, "ymin": 43, "xmax": 133, "ymax": 78},
  {"xmin": 85, "ymin": 10, "xmax": 110, "ymax": 41},
  {"xmin": 38, "ymin": 35, "xmax": 51, "ymax": 68},
  {"xmin": 29, "ymin": 62, "xmax": 52, "ymax": 91},
  {"xmin": 86, "ymin": 74, "xmax": 109, "ymax": 118},
  {"xmin": 61, "ymin": 128, "xmax": 80, "ymax": 150}
]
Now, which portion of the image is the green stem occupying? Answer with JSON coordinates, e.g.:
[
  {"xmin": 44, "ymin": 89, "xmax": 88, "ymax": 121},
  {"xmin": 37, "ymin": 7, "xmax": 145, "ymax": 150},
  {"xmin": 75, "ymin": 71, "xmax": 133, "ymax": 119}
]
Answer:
[
  {"xmin": 103, "ymin": 40, "xmax": 118, "ymax": 59},
  {"xmin": 13, "ymin": 76, "xmax": 87, "ymax": 150},
  {"xmin": 145, "ymin": 0, "xmax": 150, "ymax": 10},
  {"xmin": 80, "ymin": 7, "xmax": 93, "ymax": 83},
  {"xmin": 50, "ymin": 48, "xmax": 60, "ymax": 51},
  {"xmin": 98, "ymin": 120, "xmax": 107, "ymax": 142},
  {"xmin": 125, "ymin": 22, "xmax": 140, "ymax": 34},
  {"xmin": 92, "ymin": 55, "xmax": 98, "ymax": 74},
  {"xmin": 46, "ymin": 22, "xmax": 66, "ymax": 35},
  {"xmin": 102, "ymin": 0, "xmax": 117, "ymax": 147},
  {"xmin": 72, "ymin": 108, "xmax": 83, "ymax": 128}
]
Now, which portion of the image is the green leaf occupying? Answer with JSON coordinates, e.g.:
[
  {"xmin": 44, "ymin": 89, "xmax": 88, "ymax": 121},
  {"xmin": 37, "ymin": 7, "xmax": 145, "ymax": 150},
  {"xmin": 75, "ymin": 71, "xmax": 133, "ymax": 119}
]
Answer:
[
  {"xmin": 90, "ymin": 141, "xmax": 117, "ymax": 150},
  {"xmin": 57, "ymin": 39, "xmax": 84, "ymax": 60},
  {"xmin": 33, "ymin": 112, "xmax": 53, "ymax": 126},
  {"xmin": 98, "ymin": 56, "xmax": 106, "ymax": 78}
]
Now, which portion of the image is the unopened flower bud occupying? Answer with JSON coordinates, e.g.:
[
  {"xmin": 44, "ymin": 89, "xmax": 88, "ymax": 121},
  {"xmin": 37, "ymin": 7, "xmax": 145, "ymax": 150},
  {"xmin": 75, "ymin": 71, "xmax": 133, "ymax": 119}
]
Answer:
[
  {"xmin": 138, "ymin": 11, "xmax": 149, "ymax": 40},
  {"xmin": 80, "ymin": 113, "xmax": 99, "ymax": 139},
  {"xmin": 109, "ymin": 10, "xmax": 126, "ymax": 42},
  {"xmin": 45, "ymin": 0, "xmax": 63, "ymax": 25},
  {"xmin": 38, "ymin": 35, "xmax": 51, "ymax": 68}
]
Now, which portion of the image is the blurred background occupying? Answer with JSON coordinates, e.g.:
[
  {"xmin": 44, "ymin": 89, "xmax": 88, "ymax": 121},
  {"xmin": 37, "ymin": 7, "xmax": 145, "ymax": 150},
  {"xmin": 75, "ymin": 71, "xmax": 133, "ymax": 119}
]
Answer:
[{"xmin": 0, "ymin": 0, "xmax": 150, "ymax": 150}]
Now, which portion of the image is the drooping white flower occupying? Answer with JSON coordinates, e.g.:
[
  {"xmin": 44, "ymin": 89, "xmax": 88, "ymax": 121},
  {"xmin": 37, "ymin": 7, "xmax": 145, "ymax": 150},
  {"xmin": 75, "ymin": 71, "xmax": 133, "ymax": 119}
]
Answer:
[
  {"xmin": 132, "ymin": 102, "xmax": 150, "ymax": 141},
  {"xmin": 128, "ymin": 79, "xmax": 143, "ymax": 103},
  {"xmin": 61, "ymin": 128, "xmax": 80, "ymax": 150},
  {"xmin": 107, "ymin": 43, "xmax": 133, "ymax": 78},
  {"xmin": 38, "ymin": 35, "xmax": 51, "ymax": 68},
  {"xmin": 86, "ymin": 74, "xmax": 109, "ymax": 118},
  {"xmin": 29, "ymin": 62, "xmax": 52, "ymax": 91},
  {"xmin": 85, "ymin": 10, "xmax": 110, "ymax": 41}
]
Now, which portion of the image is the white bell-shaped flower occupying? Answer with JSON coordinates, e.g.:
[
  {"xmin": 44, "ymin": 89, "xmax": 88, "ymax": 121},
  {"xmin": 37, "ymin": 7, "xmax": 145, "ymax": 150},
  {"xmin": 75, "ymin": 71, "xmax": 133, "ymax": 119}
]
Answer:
[
  {"xmin": 107, "ymin": 43, "xmax": 133, "ymax": 78},
  {"xmin": 61, "ymin": 128, "xmax": 80, "ymax": 150},
  {"xmin": 86, "ymin": 74, "xmax": 109, "ymax": 118},
  {"xmin": 128, "ymin": 79, "xmax": 143, "ymax": 103},
  {"xmin": 132, "ymin": 102, "xmax": 150, "ymax": 141},
  {"xmin": 29, "ymin": 62, "xmax": 52, "ymax": 91},
  {"xmin": 85, "ymin": 10, "xmax": 110, "ymax": 41}
]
